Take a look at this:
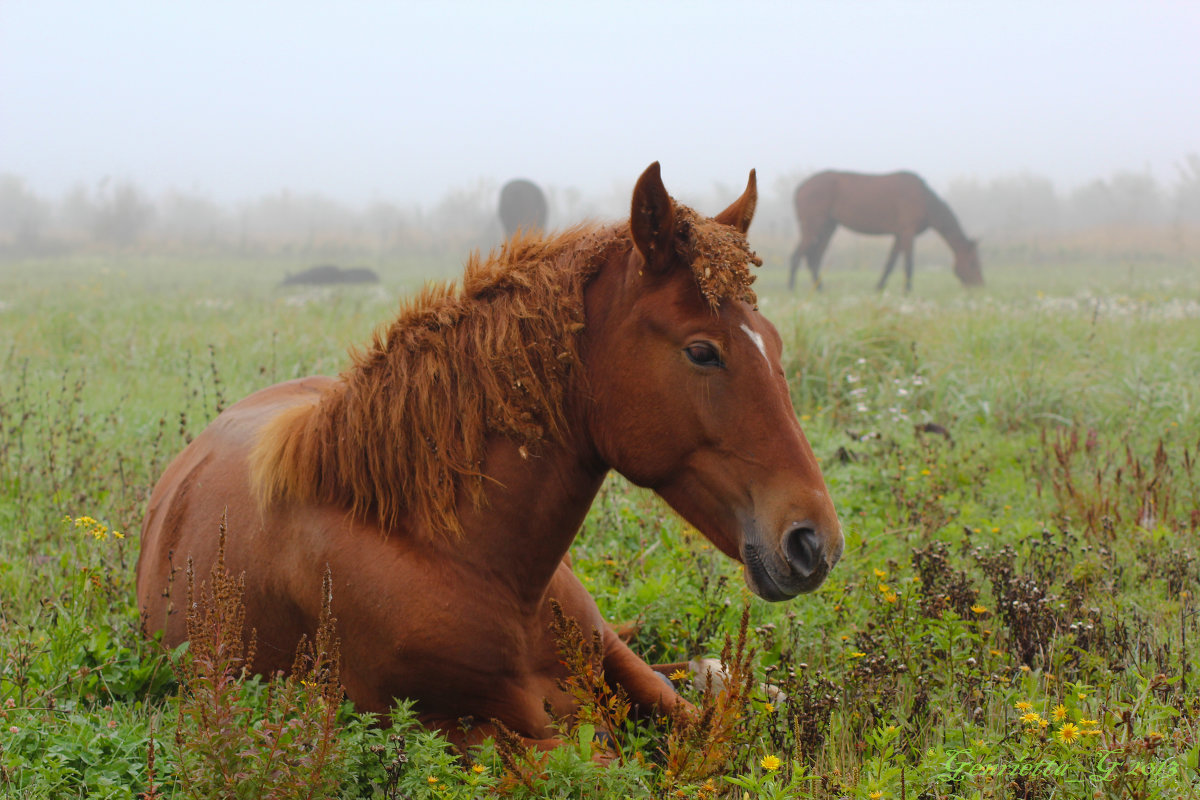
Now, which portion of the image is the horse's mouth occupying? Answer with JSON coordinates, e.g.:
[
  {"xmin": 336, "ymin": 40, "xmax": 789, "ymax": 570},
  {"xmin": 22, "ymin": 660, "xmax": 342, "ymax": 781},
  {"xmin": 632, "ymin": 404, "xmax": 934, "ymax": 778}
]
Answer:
[{"xmin": 741, "ymin": 541, "xmax": 830, "ymax": 602}]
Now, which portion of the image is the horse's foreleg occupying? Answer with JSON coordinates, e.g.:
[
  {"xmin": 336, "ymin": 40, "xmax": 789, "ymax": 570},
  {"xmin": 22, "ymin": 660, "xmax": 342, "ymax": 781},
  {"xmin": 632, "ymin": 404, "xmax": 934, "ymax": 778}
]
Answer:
[
  {"xmin": 876, "ymin": 237, "xmax": 904, "ymax": 291},
  {"xmin": 601, "ymin": 627, "xmax": 681, "ymax": 714}
]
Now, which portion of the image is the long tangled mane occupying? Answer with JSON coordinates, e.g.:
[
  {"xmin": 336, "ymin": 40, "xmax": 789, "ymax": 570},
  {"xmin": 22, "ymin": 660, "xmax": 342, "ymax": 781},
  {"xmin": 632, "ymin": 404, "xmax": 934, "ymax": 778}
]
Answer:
[{"xmin": 250, "ymin": 202, "xmax": 759, "ymax": 539}]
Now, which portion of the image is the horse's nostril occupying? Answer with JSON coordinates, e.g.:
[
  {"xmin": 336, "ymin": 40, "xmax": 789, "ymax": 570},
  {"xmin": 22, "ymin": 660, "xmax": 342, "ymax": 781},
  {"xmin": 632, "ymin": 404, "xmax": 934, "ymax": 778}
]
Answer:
[{"xmin": 784, "ymin": 526, "xmax": 821, "ymax": 578}]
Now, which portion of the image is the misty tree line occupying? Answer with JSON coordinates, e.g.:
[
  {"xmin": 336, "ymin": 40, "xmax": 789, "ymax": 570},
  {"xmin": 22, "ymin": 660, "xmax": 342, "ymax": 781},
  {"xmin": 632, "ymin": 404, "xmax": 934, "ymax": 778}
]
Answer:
[{"xmin": 2, "ymin": 157, "xmax": 1199, "ymax": 258}]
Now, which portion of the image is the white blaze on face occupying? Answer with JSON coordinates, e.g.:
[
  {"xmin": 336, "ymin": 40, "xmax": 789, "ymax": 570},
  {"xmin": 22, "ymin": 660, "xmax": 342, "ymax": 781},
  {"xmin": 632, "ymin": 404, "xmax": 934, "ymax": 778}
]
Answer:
[{"xmin": 740, "ymin": 323, "xmax": 769, "ymax": 365}]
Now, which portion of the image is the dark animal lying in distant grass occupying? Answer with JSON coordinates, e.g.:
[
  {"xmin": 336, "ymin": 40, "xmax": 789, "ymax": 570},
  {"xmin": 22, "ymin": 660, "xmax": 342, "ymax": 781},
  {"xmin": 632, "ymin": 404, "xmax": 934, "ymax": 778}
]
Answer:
[{"xmin": 281, "ymin": 265, "xmax": 380, "ymax": 286}]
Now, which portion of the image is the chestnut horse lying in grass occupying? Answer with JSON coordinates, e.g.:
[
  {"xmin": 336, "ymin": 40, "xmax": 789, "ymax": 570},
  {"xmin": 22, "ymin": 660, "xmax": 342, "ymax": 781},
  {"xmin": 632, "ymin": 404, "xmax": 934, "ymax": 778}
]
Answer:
[
  {"xmin": 788, "ymin": 170, "xmax": 983, "ymax": 292},
  {"xmin": 137, "ymin": 163, "xmax": 843, "ymax": 751}
]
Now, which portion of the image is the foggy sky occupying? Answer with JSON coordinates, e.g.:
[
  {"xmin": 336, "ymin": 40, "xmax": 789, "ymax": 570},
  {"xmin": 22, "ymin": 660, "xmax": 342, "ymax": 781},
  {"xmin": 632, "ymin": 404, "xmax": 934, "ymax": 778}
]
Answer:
[{"xmin": 2, "ymin": 0, "xmax": 1197, "ymax": 207}]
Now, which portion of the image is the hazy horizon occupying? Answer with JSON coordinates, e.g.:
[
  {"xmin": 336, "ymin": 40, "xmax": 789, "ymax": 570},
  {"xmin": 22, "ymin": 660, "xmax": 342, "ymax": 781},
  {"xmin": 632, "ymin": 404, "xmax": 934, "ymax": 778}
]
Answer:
[{"xmin": 3, "ymin": 1, "xmax": 1198, "ymax": 208}]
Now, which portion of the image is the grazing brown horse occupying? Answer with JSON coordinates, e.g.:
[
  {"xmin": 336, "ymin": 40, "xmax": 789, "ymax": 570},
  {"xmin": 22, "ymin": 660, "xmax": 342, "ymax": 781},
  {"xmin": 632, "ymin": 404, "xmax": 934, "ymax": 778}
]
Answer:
[
  {"xmin": 788, "ymin": 170, "xmax": 983, "ymax": 291},
  {"xmin": 137, "ymin": 163, "xmax": 843, "ymax": 751},
  {"xmin": 498, "ymin": 178, "xmax": 549, "ymax": 238}
]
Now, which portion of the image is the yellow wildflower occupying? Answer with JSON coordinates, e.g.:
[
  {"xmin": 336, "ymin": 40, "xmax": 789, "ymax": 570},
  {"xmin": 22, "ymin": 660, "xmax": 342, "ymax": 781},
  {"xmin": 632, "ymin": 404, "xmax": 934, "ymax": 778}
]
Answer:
[
  {"xmin": 1052, "ymin": 704, "xmax": 1067, "ymax": 721},
  {"xmin": 71, "ymin": 515, "xmax": 122, "ymax": 542},
  {"xmin": 763, "ymin": 703, "xmax": 775, "ymax": 714},
  {"xmin": 427, "ymin": 776, "xmax": 439, "ymax": 784},
  {"xmin": 1038, "ymin": 718, "xmax": 1050, "ymax": 729},
  {"xmin": 989, "ymin": 649, "xmax": 1002, "ymax": 656},
  {"xmin": 849, "ymin": 652, "xmax": 866, "ymax": 659},
  {"xmin": 760, "ymin": 754, "xmax": 782, "ymax": 771},
  {"xmin": 1057, "ymin": 722, "xmax": 1079, "ymax": 743},
  {"xmin": 1020, "ymin": 712, "xmax": 1041, "ymax": 725},
  {"xmin": 471, "ymin": 764, "xmax": 486, "ymax": 774},
  {"xmin": 669, "ymin": 669, "xmax": 689, "ymax": 682},
  {"xmin": 1080, "ymin": 718, "xmax": 1098, "ymax": 726},
  {"xmin": 873, "ymin": 568, "xmax": 887, "ymax": 578},
  {"xmin": 970, "ymin": 604, "xmax": 987, "ymax": 615},
  {"xmin": 869, "ymin": 792, "xmax": 884, "ymax": 800},
  {"xmin": 1015, "ymin": 701, "xmax": 1033, "ymax": 712}
]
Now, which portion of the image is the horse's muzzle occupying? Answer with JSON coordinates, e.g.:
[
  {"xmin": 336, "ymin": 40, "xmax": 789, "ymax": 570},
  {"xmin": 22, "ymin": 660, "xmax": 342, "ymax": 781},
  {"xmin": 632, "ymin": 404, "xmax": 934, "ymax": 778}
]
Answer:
[{"xmin": 740, "ymin": 521, "xmax": 842, "ymax": 601}]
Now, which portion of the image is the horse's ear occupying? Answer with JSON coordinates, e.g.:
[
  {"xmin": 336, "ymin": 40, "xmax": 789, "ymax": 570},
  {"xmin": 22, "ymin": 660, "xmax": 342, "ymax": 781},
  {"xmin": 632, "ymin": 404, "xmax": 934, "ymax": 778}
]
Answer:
[
  {"xmin": 713, "ymin": 169, "xmax": 757, "ymax": 234},
  {"xmin": 631, "ymin": 162, "xmax": 676, "ymax": 272}
]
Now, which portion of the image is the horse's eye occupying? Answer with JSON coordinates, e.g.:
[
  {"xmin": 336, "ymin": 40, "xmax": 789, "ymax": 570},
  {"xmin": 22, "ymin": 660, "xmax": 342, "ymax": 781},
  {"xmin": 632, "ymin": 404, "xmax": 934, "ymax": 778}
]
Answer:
[{"xmin": 684, "ymin": 342, "xmax": 724, "ymax": 368}]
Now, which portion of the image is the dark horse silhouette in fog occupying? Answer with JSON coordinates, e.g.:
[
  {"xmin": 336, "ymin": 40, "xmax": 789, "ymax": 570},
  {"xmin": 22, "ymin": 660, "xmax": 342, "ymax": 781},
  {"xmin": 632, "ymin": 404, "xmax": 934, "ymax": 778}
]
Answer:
[
  {"xmin": 788, "ymin": 171, "xmax": 983, "ymax": 291},
  {"xmin": 137, "ymin": 163, "xmax": 843, "ymax": 752},
  {"xmin": 498, "ymin": 179, "xmax": 549, "ymax": 238}
]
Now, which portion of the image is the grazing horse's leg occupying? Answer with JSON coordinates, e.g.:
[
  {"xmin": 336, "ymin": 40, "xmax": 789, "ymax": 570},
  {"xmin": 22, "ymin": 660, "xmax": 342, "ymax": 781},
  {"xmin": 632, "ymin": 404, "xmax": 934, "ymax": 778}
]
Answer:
[
  {"xmin": 806, "ymin": 222, "xmax": 837, "ymax": 292},
  {"xmin": 791, "ymin": 220, "xmax": 835, "ymax": 291},
  {"xmin": 787, "ymin": 242, "xmax": 804, "ymax": 291},
  {"xmin": 876, "ymin": 234, "xmax": 906, "ymax": 291},
  {"xmin": 902, "ymin": 236, "xmax": 916, "ymax": 292}
]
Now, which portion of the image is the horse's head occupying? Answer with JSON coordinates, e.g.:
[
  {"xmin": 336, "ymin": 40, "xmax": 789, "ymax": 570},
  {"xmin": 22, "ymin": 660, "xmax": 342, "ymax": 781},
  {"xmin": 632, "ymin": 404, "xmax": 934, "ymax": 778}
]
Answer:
[
  {"xmin": 954, "ymin": 240, "xmax": 984, "ymax": 287},
  {"xmin": 581, "ymin": 163, "xmax": 843, "ymax": 600}
]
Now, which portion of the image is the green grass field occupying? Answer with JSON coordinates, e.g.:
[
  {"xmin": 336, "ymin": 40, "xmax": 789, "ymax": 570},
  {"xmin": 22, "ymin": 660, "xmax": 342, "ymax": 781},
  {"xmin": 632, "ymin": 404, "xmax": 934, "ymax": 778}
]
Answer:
[{"xmin": 1, "ymin": 246, "xmax": 1198, "ymax": 799}]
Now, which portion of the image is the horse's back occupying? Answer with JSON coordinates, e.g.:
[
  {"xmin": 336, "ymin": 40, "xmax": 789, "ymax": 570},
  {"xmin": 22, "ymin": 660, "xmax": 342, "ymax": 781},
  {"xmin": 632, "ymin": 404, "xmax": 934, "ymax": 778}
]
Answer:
[
  {"xmin": 136, "ymin": 376, "xmax": 335, "ymax": 642},
  {"xmin": 796, "ymin": 170, "xmax": 933, "ymax": 235}
]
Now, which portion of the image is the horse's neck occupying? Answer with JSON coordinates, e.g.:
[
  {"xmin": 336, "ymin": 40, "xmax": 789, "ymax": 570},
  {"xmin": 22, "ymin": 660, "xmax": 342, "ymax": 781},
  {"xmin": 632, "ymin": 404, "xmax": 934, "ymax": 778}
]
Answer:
[
  {"xmin": 927, "ymin": 194, "xmax": 970, "ymax": 254},
  {"xmin": 459, "ymin": 432, "xmax": 608, "ymax": 605}
]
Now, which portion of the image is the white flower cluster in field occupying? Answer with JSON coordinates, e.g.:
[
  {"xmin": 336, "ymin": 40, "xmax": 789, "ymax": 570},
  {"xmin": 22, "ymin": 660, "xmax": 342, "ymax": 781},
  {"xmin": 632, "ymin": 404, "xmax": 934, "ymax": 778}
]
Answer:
[
  {"xmin": 844, "ymin": 357, "xmax": 929, "ymax": 425},
  {"xmin": 280, "ymin": 286, "xmax": 392, "ymax": 308},
  {"xmin": 1019, "ymin": 291, "xmax": 1200, "ymax": 320},
  {"xmin": 809, "ymin": 291, "xmax": 1200, "ymax": 321}
]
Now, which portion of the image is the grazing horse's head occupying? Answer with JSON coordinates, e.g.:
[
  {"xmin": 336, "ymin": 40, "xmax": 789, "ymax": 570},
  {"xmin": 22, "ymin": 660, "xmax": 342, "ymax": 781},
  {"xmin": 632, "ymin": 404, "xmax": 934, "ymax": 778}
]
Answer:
[
  {"xmin": 581, "ymin": 163, "xmax": 843, "ymax": 600},
  {"xmin": 955, "ymin": 240, "xmax": 984, "ymax": 287}
]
